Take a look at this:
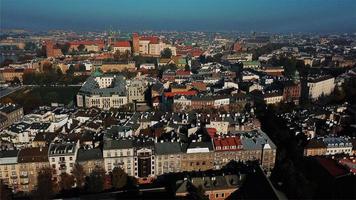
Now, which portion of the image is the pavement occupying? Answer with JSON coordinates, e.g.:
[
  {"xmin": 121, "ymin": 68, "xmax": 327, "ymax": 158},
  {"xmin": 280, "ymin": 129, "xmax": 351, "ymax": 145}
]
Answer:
[{"xmin": 0, "ymin": 86, "xmax": 23, "ymax": 99}]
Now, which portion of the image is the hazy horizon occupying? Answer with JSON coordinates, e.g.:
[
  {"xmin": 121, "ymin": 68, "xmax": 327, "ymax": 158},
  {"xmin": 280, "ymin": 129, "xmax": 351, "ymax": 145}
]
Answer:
[{"xmin": 1, "ymin": 0, "xmax": 356, "ymax": 33}]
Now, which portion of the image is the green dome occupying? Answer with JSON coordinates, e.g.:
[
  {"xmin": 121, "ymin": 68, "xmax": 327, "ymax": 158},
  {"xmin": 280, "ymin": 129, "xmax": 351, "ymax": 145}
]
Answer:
[{"xmin": 92, "ymin": 67, "xmax": 103, "ymax": 77}]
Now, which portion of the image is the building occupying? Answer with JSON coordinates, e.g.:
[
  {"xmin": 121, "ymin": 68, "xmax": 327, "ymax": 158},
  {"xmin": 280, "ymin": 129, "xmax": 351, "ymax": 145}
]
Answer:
[
  {"xmin": 213, "ymin": 136, "xmax": 243, "ymax": 169},
  {"xmin": 76, "ymin": 148, "xmax": 104, "ymax": 175},
  {"xmin": 304, "ymin": 138, "xmax": 327, "ymax": 156},
  {"xmin": 307, "ymin": 76, "xmax": 335, "ymax": 100},
  {"xmin": 155, "ymin": 142, "xmax": 182, "ymax": 175},
  {"xmin": 76, "ymin": 73, "xmax": 128, "ymax": 110},
  {"xmin": 0, "ymin": 150, "xmax": 19, "ymax": 192},
  {"xmin": 181, "ymin": 141, "xmax": 214, "ymax": 172},
  {"xmin": 17, "ymin": 147, "xmax": 49, "ymax": 192},
  {"xmin": 68, "ymin": 40, "xmax": 105, "ymax": 52},
  {"xmin": 304, "ymin": 136, "xmax": 353, "ymax": 156},
  {"xmin": 112, "ymin": 41, "xmax": 132, "ymax": 53},
  {"xmin": 103, "ymin": 139, "xmax": 135, "ymax": 176},
  {"xmin": 0, "ymin": 103, "xmax": 23, "ymax": 130},
  {"xmin": 0, "ymin": 67, "xmax": 35, "ymax": 82},
  {"xmin": 175, "ymin": 175, "xmax": 240, "ymax": 200},
  {"xmin": 127, "ymin": 79, "xmax": 146, "ymax": 103},
  {"xmin": 263, "ymin": 92, "xmax": 284, "ymax": 105},
  {"xmin": 282, "ymin": 81, "xmax": 301, "ymax": 104},
  {"xmin": 48, "ymin": 140, "xmax": 80, "ymax": 179},
  {"xmin": 44, "ymin": 40, "xmax": 63, "ymax": 58}
]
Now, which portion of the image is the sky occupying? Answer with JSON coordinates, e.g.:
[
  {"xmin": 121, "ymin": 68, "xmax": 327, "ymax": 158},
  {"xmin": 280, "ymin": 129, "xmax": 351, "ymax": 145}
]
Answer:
[{"xmin": 1, "ymin": 0, "xmax": 356, "ymax": 33}]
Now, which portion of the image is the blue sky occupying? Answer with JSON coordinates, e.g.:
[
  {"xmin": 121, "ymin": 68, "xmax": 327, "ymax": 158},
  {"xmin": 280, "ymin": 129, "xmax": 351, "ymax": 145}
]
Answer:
[{"xmin": 1, "ymin": 0, "xmax": 356, "ymax": 33}]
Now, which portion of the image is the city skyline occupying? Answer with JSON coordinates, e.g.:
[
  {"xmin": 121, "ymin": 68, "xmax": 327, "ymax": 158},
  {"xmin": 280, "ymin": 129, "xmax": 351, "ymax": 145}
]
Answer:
[{"xmin": 1, "ymin": 0, "xmax": 356, "ymax": 33}]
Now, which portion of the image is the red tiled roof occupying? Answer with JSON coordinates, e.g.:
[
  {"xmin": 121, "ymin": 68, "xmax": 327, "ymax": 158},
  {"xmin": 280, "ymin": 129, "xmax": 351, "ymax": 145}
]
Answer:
[
  {"xmin": 316, "ymin": 157, "xmax": 349, "ymax": 177},
  {"xmin": 68, "ymin": 40, "xmax": 104, "ymax": 46},
  {"xmin": 140, "ymin": 36, "xmax": 159, "ymax": 44},
  {"xmin": 206, "ymin": 128, "xmax": 217, "ymax": 138},
  {"xmin": 213, "ymin": 136, "xmax": 243, "ymax": 151},
  {"xmin": 164, "ymin": 90, "xmax": 198, "ymax": 98},
  {"xmin": 113, "ymin": 41, "xmax": 131, "ymax": 47},
  {"xmin": 176, "ymin": 70, "xmax": 191, "ymax": 76}
]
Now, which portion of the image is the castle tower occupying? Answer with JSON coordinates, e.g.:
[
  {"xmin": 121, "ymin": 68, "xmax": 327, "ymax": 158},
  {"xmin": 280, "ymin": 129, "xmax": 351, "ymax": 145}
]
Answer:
[{"xmin": 132, "ymin": 32, "xmax": 140, "ymax": 54}]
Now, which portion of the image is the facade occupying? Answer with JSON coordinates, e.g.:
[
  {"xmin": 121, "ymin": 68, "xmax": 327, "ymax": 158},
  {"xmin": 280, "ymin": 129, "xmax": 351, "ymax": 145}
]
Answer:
[
  {"xmin": 155, "ymin": 142, "xmax": 182, "ymax": 175},
  {"xmin": 48, "ymin": 141, "xmax": 80, "ymax": 179},
  {"xmin": 17, "ymin": 147, "xmax": 49, "ymax": 192},
  {"xmin": 283, "ymin": 82, "xmax": 301, "ymax": 104},
  {"xmin": 0, "ymin": 67, "xmax": 35, "ymax": 82},
  {"xmin": 112, "ymin": 41, "xmax": 132, "ymax": 53},
  {"xmin": 176, "ymin": 175, "xmax": 240, "ymax": 200},
  {"xmin": 0, "ymin": 150, "xmax": 19, "ymax": 192},
  {"xmin": 127, "ymin": 79, "xmax": 146, "ymax": 103},
  {"xmin": 304, "ymin": 138, "xmax": 327, "ymax": 156},
  {"xmin": 76, "ymin": 148, "xmax": 104, "ymax": 175},
  {"xmin": 76, "ymin": 74, "xmax": 128, "ymax": 110},
  {"xmin": 263, "ymin": 92, "xmax": 284, "ymax": 105},
  {"xmin": 181, "ymin": 142, "xmax": 215, "ymax": 172},
  {"xmin": 307, "ymin": 76, "xmax": 335, "ymax": 100},
  {"xmin": 103, "ymin": 139, "xmax": 135, "ymax": 176},
  {"xmin": 304, "ymin": 136, "xmax": 353, "ymax": 156}
]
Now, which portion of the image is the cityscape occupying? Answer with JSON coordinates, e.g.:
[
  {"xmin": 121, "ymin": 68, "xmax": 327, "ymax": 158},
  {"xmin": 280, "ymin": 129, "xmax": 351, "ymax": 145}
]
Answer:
[{"xmin": 0, "ymin": 0, "xmax": 356, "ymax": 199}]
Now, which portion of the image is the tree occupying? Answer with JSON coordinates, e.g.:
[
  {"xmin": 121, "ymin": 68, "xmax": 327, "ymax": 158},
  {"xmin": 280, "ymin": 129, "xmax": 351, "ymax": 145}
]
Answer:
[
  {"xmin": 12, "ymin": 77, "xmax": 21, "ymax": 85},
  {"xmin": 78, "ymin": 64, "xmax": 86, "ymax": 72},
  {"xmin": 60, "ymin": 43, "xmax": 70, "ymax": 55},
  {"xmin": 0, "ymin": 97, "xmax": 13, "ymax": 104},
  {"xmin": 24, "ymin": 42, "xmax": 37, "ymax": 51},
  {"xmin": 77, "ymin": 44, "xmax": 85, "ymax": 52},
  {"xmin": 72, "ymin": 163, "xmax": 86, "ymax": 189},
  {"xmin": 59, "ymin": 173, "xmax": 75, "ymax": 191},
  {"xmin": 34, "ymin": 167, "xmax": 55, "ymax": 200},
  {"xmin": 86, "ymin": 166, "xmax": 105, "ymax": 193},
  {"xmin": 186, "ymin": 184, "xmax": 208, "ymax": 200},
  {"xmin": 111, "ymin": 167, "xmax": 128, "ymax": 189},
  {"xmin": 0, "ymin": 180, "xmax": 12, "ymax": 200},
  {"xmin": 67, "ymin": 65, "xmax": 75, "ymax": 75},
  {"xmin": 161, "ymin": 48, "xmax": 172, "ymax": 58}
]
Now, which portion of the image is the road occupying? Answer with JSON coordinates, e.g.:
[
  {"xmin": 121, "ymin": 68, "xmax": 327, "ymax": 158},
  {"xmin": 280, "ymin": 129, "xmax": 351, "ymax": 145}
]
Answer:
[{"xmin": 0, "ymin": 86, "xmax": 24, "ymax": 99}]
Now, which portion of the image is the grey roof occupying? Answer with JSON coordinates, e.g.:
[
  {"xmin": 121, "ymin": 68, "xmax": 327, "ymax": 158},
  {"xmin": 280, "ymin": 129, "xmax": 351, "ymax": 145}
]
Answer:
[
  {"xmin": 0, "ymin": 150, "xmax": 19, "ymax": 158},
  {"xmin": 77, "ymin": 148, "xmax": 103, "ymax": 162},
  {"xmin": 176, "ymin": 174, "xmax": 240, "ymax": 194},
  {"xmin": 49, "ymin": 143, "xmax": 77, "ymax": 156},
  {"xmin": 103, "ymin": 139, "xmax": 134, "ymax": 150},
  {"xmin": 79, "ymin": 75, "xmax": 126, "ymax": 97},
  {"xmin": 0, "ymin": 103, "xmax": 22, "ymax": 114},
  {"xmin": 239, "ymin": 130, "xmax": 276, "ymax": 150},
  {"xmin": 155, "ymin": 142, "xmax": 182, "ymax": 155},
  {"xmin": 187, "ymin": 141, "xmax": 214, "ymax": 151}
]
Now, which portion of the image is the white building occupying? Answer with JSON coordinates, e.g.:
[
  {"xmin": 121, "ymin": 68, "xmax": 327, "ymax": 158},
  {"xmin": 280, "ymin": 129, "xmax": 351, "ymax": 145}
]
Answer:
[
  {"xmin": 48, "ymin": 140, "xmax": 80, "ymax": 176},
  {"xmin": 307, "ymin": 76, "xmax": 335, "ymax": 100},
  {"xmin": 77, "ymin": 74, "xmax": 128, "ymax": 110}
]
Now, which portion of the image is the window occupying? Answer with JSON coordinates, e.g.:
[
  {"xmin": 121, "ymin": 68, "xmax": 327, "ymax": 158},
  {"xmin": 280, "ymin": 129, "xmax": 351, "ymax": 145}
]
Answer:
[
  {"xmin": 70, "ymin": 157, "xmax": 73, "ymax": 161},
  {"xmin": 52, "ymin": 158, "xmax": 55, "ymax": 162}
]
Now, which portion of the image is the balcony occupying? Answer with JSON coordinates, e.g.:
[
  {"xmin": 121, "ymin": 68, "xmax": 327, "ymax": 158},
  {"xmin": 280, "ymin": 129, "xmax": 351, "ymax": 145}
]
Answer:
[
  {"xmin": 20, "ymin": 181, "xmax": 29, "ymax": 185},
  {"xmin": 20, "ymin": 173, "xmax": 28, "ymax": 178},
  {"xmin": 10, "ymin": 175, "xmax": 17, "ymax": 179}
]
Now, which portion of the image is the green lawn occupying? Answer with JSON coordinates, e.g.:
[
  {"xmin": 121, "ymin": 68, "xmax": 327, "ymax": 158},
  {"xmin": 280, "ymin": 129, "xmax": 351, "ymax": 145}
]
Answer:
[{"xmin": 1, "ymin": 86, "xmax": 80, "ymax": 113}]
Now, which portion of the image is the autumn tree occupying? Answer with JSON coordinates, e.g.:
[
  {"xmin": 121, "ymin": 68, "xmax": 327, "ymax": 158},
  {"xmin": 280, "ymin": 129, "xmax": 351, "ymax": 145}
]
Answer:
[
  {"xmin": 161, "ymin": 48, "xmax": 172, "ymax": 58},
  {"xmin": 77, "ymin": 44, "xmax": 86, "ymax": 52},
  {"xmin": 33, "ymin": 167, "xmax": 55, "ymax": 200},
  {"xmin": 186, "ymin": 183, "xmax": 208, "ymax": 200},
  {"xmin": 72, "ymin": 163, "xmax": 86, "ymax": 189},
  {"xmin": 111, "ymin": 167, "xmax": 128, "ymax": 189},
  {"xmin": 0, "ymin": 180, "xmax": 12, "ymax": 200},
  {"xmin": 59, "ymin": 172, "xmax": 75, "ymax": 191},
  {"xmin": 86, "ymin": 166, "xmax": 106, "ymax": 193}
]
